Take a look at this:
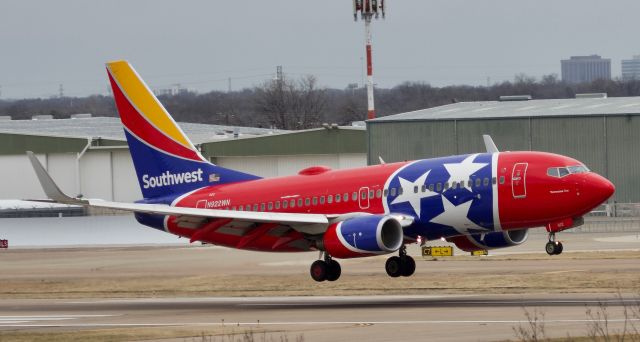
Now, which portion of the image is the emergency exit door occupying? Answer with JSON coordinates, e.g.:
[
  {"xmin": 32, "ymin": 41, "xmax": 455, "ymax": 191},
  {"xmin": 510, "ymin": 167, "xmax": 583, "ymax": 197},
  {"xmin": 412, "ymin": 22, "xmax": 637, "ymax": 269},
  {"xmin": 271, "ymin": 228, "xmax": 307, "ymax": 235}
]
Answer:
[{"xmin": 512, "ymin": 163, "xmax": 528, "ymax": 199}]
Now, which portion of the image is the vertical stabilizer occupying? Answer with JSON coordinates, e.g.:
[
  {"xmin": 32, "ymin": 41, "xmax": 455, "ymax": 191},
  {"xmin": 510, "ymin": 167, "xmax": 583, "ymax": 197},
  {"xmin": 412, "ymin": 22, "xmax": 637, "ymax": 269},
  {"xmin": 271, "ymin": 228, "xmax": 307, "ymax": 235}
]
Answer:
[{"xmin": 106, "ymin": 60, "xmax": 260, "ymax": 200}]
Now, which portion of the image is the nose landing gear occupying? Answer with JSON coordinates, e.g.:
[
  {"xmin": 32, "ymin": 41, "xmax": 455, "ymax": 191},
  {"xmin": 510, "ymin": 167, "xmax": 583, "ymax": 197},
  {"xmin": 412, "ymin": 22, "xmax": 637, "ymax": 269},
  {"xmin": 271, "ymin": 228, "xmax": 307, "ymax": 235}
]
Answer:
[
  {"xmin": 545, "ymin": 232, "xmax": 563, "ymax": 255},
  {"xmin": 385, "ymin": 245, "xmax": 416, "ymax": 277},
  {"xmin": 310, "ymin": 252, "xmax": 341, "ymax": 282}
]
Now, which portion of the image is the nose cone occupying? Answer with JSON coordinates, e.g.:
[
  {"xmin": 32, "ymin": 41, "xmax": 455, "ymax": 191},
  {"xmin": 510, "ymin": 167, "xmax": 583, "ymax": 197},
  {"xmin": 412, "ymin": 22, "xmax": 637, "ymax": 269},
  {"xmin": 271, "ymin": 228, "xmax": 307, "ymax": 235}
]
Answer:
[{"xmin": 584, "ymin": 173, "xmax": 615, "ymax": 206}]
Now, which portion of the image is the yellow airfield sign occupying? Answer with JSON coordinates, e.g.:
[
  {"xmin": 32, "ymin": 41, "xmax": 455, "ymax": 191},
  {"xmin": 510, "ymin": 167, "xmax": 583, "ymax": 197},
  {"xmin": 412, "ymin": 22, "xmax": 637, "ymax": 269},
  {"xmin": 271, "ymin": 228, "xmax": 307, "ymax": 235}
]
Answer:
[{"xmin": 422, "ymin": 246, "xmax": 453, "ymax": 257}]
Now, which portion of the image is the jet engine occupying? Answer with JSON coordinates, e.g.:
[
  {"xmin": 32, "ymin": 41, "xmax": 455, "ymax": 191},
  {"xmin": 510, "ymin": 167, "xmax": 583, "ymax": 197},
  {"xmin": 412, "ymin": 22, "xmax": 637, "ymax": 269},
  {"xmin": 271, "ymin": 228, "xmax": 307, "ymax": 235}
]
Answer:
[
  {"xmin": 319, "ymin": 215, "xmax": 403, "ymax": 258},
  {"xmin": 447, "ymin": 229, "xmax": 529, "ymax": 252}
]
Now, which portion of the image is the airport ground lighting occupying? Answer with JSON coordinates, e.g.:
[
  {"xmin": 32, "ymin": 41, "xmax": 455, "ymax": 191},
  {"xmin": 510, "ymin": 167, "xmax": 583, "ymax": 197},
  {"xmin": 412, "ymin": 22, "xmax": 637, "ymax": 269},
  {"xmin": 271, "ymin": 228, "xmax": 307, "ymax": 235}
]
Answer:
[{"xmin": 353, "ymin": 0, "xmax": 385, "ymax": 120}]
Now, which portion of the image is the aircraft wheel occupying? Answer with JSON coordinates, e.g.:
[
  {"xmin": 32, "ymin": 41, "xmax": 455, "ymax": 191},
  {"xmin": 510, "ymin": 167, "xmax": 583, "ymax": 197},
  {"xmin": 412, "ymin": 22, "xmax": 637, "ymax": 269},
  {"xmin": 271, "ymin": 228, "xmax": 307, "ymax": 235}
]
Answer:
[
  {"xmin": 385, "ymin": 256, "xmax": 402, "ymax": 278},
  {"xmin": 310, "ymin": 260, "xmax": 328, "ymax": 282},
  {"xmin": 401, "ymin": 255, "xmax": 416, "ymax": 277},
  {"xmin": 326, "ymin": 260, "xmax": 341, "ymax": 282},
  {"xmin": 545, "ymin": 241, "xmax": 556, "ymax": 255},
  {"xmin": 555, "ymin": 242, "xmax": 564, "ymax": 255}
]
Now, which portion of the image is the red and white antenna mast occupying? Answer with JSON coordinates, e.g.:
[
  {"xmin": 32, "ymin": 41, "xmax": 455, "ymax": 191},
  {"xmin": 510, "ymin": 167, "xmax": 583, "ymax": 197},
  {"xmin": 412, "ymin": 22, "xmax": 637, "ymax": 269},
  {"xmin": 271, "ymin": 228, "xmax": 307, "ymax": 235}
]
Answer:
[{"xmin": 353, "ymin": 0, "xmax": 385, "ymax": 120}]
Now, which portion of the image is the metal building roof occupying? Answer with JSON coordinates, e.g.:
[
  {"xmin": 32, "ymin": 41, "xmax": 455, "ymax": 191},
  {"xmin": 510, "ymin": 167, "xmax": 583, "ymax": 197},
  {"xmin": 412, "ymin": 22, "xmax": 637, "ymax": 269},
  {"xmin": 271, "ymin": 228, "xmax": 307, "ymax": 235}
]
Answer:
[
  {"xmin": 369, "ymin": 96, "xmax": 640, "ymax": 122},
  {"xmin": 0, "ymin": 117, "xmax": 281, "ymax": 143},
  {"xmin": 201, "ymin": 126, "xmax": 366, "ymax": 157}
]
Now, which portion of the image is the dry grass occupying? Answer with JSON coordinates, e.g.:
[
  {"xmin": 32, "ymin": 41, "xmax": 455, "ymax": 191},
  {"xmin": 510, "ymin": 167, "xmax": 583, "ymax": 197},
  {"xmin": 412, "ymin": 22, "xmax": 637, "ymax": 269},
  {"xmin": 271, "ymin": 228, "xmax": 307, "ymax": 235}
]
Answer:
[
  {"xmin": 1, "ymin": 250, "xmax": 639, "ymax": 299},
  {"xmin": 0, "ymin": 327, "xmax": 298, "ymax": 342}
]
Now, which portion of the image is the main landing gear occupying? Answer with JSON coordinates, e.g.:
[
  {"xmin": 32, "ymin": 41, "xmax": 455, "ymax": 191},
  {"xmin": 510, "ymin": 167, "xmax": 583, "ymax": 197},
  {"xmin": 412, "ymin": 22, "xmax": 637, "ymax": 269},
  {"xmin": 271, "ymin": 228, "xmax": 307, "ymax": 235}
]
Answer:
[
  {"xmin": 385, "ymin": 245, "xmax": 416, "ymax": 278},
  {"xmin": 310, "ymin": 252, "xmax": 341, "ymax": 282},
  {"xmin": 545, "ymin": 232, "xmax": 563, "ymax": 255}
]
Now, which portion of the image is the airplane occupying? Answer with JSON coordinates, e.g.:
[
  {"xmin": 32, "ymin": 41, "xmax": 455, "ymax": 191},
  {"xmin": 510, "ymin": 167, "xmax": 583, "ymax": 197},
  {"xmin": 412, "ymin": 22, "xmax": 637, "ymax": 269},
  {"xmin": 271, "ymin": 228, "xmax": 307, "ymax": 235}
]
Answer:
[{"xmin": 25, "ymin": 60, "xmax": 615, "ymax": 282}]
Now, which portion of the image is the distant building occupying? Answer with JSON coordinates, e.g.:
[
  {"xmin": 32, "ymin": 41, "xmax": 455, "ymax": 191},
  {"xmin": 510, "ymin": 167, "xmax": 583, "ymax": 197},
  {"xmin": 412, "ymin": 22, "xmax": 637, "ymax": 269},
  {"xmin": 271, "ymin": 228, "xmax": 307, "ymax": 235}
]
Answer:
[
  {"xmin": 622, "ymin": 55, "xmax": 640, "ymax": 81},
  {"xmin": 561, "ymin": 55, "xmax": 611, "ymax": 84}
]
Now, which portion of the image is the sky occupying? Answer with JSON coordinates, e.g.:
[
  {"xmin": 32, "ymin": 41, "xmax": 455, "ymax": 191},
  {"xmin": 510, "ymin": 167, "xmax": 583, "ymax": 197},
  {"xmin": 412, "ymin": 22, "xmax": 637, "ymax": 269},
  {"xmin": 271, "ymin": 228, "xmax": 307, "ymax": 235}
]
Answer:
[{"xmin": 1, "ymin": 0, "xmax": 639, "ymax": 99}]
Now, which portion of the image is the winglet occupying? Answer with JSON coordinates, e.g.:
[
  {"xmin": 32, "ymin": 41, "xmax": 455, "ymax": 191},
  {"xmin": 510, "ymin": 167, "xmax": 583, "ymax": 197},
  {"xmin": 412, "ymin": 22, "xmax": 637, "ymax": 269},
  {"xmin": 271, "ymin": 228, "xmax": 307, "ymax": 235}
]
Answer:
[
  {"xmin": 482, "ymin": 135, "xmax": 499, "ymax": 153},
  {"xmin": 26, "ymin": 151, "xmax": 84, "ymax": 205}
]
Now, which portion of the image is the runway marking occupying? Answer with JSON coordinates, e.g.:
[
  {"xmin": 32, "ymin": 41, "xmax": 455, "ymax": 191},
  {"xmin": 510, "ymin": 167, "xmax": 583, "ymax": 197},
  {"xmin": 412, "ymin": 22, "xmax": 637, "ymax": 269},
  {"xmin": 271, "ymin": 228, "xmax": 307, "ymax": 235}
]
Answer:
[
  {"xmin": 541, "ymin": 269, "xmax": 586, "ymax": 275},
  {"xmin": 2, "ymin": 318, "xmax": 640, "ymax": 328},
  {"xmin": 0, "ymin": 315, "xmax": 114, "ymax": 325}
]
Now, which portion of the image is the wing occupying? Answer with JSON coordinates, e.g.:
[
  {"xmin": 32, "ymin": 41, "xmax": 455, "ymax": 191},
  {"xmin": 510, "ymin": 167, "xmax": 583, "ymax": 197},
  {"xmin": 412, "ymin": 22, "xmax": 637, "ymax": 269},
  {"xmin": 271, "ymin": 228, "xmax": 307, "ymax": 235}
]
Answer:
[{"xmin": 26, "ymin": 152, "xmax": 414, "ymax": 249}]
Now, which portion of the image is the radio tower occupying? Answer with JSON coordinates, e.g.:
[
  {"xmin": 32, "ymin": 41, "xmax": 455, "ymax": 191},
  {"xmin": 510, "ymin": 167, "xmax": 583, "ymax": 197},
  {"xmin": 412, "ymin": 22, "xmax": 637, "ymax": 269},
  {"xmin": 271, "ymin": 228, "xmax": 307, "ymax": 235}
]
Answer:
[{"xmin": 353, "ymin": 0, "xmax": 385, "ymax": 120}]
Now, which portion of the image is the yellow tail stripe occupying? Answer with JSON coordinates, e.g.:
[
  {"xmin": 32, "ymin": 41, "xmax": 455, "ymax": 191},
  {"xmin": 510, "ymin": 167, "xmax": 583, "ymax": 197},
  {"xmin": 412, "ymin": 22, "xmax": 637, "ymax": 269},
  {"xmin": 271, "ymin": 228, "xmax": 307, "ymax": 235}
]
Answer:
[{"xmin": 106, "ymin": 60, "xmax": 192, "ymax": 149}]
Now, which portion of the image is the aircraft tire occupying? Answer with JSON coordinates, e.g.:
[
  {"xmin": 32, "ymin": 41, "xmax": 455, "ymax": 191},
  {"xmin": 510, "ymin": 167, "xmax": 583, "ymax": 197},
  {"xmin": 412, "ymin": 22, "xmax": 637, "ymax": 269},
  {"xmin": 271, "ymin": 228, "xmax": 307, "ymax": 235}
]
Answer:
[
  {"xmin": 401, "ymin": 255, "xmax": 416, "ymax": 277},
  {"xmin": 310, "ymin": 260, "xmax": 328, "ymax": 282},
  {"xmin": 326, "ymin": 260, "xmax": 341, "ymax": 281},
  {"xmin": 545, "ymin": 241, "xmax": 556, "ymax": 255},
  {"xmin": 385, "ymin": 256, "xmax": 402, "ymax": 277},
  {"xmin": 555, "ymin": 242, "xmax": 563, "ymax": 255}
]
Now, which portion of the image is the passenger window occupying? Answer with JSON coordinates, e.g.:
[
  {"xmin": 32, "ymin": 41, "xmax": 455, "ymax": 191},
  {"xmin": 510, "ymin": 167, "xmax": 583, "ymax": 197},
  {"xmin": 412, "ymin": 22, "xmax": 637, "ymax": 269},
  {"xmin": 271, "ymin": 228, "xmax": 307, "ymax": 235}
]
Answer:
[
  {"xmin": 436, "ymin": 183, "xmax": 442, "ymax": 192},
  {"xmin": 305, "ymin": 198, "xmax": 310, "ymax": 206},
  {"xmin": 231, "ymin": 206, "xmax": 236, "ymax": 211},
  {"xmin": 312, "ymin": 197, "xmax": 317, "ymax": 205},
  {"xmin": 475, "ymin": 178, "xmax": 481, "ymax": 187},
  {"xmin": 246, "ymin": 205, "xmax": 252, "ymax": 211},
  {"xmin": 499, "ymin": 176, "xmax": 505, "ymax": 184},
  {"xmin": 390, "ymin": 188, "xmax": 397, "ymax": 196},
  {"xmin": 353, "ymin": 192, "xmax": 358, "ymax": 201},
  {"xmin": 267, "ymin": 202, "xmax": 273, "ymax": 211},
  {"xmin": 275, "ymin": 201, "xmax": 280, "ymax": 209},
  {"xmin": 383, "ymin": 189, "xmax": 388, "ymax": 197},
  {"xmin": 414, "ymin": 185, "xmax": 419, "ymax": 193},
  {"xmin": 260, "ymin": 203, "xmax": 266, "ymax": 211},
  {"xmin": 444, "ymin": 182, "xmax": 450, "ymax": 190},
  {"xmin": 428, "ymin": 184, "xmax": 434, "ymax": 192},
  {"xmin": 298, "ymin": 198, "xmax": 303, "ymax": 207},
  {"xmin": 492, "ymin": 177, "xmax": 497, "ymax": 185},
  {"xmin": 343, "ymin": 193, "xmax": 349, "ymax": 201},
  {"xmin": 291, "ymin": 199, "xmax": 296, "ymax": 208},
  {"xmin": 452, "ymin": 181, "xmax": 457, "ymax": 189},
  {"xmin": 320, "ymin": 196, "xmax": 325, "ymax": 205},
  {"xmin": 376, "ymin": 189, "xmax": 382, "ymax": 198},
  {"xmin": 336, "ymin": 194, "xmax": 341, "ymax": 202},
  {"xmin": 283, "ymin": 200, "xmax": 288, "ymax": 209},
  {"xmin": 327, "ymin": 195, "xmax": 333, "ymax": 204},
  {"xmin": 369, "ymin": 190, "xmax": 374, "ymax": 198},
  {"xmin": 483, "ymin": 178, "xmax": 489, "ymax": 186},
  {"xmin": 361, "ymin": 191, "xmax": 366, "ymax": 200},
  {"xmin": 398, "ymin": 187, "xmax": 404, "ymax": 195}
]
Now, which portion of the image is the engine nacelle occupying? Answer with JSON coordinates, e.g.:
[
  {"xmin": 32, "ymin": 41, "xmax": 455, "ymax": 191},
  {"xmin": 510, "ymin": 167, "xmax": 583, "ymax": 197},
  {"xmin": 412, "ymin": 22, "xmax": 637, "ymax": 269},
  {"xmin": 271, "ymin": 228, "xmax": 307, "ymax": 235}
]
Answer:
[
  {"xmin": 447, "ymin": 229, "xmax": 529, "ymax": 252},
  {"xmin": 320, "ymin": 215, "xmax": 403, "ymax": 259}
]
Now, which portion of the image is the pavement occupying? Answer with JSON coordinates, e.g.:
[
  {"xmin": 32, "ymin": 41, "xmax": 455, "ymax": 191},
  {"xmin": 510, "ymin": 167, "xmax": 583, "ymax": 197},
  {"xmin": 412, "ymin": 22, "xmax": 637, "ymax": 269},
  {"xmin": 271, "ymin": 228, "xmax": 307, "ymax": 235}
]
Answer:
[{"xmin": 1, "ymin": 294, "xmax": 639, "ymax": 341}]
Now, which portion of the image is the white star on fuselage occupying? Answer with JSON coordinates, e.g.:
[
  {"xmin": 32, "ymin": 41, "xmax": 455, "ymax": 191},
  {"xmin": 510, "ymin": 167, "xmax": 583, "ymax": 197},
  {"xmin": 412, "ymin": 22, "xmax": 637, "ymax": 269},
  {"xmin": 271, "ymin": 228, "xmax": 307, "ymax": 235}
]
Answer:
[
  {"xmin": 443, "ymin": 154, "xmax": 488, "ymax": 187},
  {"xmin": 390, "ymin": 170, "xmax": 438, "ymax": 218},
  {"xmin": 430, "ymin": 196, "xmax": 488, "ymax": 234}
]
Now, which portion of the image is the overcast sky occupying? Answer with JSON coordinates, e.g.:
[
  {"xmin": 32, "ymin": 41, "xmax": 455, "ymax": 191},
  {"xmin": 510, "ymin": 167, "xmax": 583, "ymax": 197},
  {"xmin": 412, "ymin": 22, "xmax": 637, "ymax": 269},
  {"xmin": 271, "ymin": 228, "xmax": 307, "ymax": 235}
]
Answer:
[{"xmin": 1, "ymin": 0, "xmax": 639, "ymax": 99}]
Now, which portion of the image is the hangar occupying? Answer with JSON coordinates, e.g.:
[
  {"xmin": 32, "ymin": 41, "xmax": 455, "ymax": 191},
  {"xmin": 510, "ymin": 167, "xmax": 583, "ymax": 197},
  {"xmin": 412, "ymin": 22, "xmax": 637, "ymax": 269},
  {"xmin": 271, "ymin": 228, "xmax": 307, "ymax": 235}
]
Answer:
[
  {"xmin": 367, "ymin": 95, "xmax": 640, "ymax": 203},
  {"xmin": 0, "ymin": 116, "xmax": 366, "ymax": 202}
]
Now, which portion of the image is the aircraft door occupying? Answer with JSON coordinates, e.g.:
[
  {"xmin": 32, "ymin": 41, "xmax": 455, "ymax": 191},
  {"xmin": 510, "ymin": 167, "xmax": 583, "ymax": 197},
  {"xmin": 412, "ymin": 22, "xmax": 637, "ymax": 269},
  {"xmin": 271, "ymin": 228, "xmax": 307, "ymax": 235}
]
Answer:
[
  {"xmin": 359, "ymin": 187, "xmax": 370, "ymax": 209},
  {"xmin": 511, "ymin": 163, "xmax": 528, "ymax": 199}
]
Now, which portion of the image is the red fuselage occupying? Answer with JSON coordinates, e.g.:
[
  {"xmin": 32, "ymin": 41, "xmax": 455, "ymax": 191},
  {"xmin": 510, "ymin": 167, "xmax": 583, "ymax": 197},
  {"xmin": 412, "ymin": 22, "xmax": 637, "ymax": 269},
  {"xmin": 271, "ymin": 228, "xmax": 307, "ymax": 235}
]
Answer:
[{"xmin": 145, "ymin": 151, "xmax": 613, "ymax": 252}]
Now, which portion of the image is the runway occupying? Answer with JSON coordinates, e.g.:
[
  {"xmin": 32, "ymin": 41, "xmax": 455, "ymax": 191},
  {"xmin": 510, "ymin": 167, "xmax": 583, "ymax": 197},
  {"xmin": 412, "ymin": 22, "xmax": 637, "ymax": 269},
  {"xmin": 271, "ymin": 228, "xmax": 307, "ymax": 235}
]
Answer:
[{"xmin": 1, "ymin": 294, "xmax": 638, "ymax": 341}]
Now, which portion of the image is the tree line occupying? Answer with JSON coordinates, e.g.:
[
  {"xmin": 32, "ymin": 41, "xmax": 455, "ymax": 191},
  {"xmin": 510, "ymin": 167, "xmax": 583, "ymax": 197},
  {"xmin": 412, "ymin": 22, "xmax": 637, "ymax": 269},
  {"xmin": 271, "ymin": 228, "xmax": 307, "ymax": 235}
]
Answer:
[{"xmin": 1, "ymin": 74, "xmax": 639, "ymax": 129}]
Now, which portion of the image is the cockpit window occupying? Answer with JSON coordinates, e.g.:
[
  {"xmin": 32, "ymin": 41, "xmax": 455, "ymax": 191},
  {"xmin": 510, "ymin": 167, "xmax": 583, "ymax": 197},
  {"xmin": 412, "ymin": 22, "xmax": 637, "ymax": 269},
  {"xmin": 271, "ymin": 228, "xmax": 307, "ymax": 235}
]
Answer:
[
  {"xmin": 547, "ymin": 165, "xmax": 590, "ymax": 178},
  {"xmin": 567, "ymin": 165, "xmax": 589, "ymax": 174}
]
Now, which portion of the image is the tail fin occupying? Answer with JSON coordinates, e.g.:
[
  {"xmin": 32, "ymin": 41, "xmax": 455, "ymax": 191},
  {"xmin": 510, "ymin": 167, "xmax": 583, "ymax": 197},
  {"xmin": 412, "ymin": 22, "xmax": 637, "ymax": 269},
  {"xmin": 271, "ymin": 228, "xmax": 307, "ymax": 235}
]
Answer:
[{"xmin": 106, "ymin": 60, "xmax": 260, "ymax": 200}]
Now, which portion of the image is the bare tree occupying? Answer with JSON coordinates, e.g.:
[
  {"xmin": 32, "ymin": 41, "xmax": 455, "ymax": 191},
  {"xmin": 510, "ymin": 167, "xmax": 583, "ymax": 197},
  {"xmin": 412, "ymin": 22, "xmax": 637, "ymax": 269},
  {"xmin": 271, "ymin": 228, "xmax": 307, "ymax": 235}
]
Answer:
[{"xmin": 254, "ymin": 75, "xmax": 326, "ymax": 130}]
